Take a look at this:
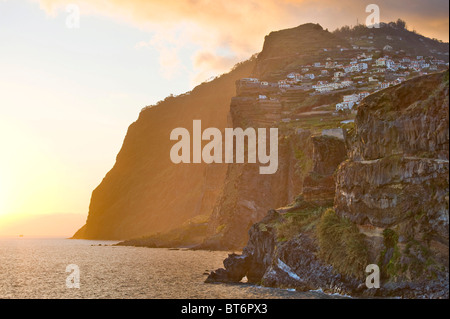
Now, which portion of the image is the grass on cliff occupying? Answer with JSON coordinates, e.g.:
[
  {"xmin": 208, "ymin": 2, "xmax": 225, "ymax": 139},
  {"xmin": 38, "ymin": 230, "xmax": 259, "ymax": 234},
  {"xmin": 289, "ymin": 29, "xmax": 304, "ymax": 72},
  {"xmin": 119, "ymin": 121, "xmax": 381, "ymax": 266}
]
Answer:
[
  {"xmin": 317, "ymin": 208, "xmax": 369, "ymax": 280},
  {"xmin": 275, "ymin": 205, "xmax": 327, "ymax": 242},
  {"xmin": 379, "ymin": 215, "xmax": 444, "ymax": 282}
]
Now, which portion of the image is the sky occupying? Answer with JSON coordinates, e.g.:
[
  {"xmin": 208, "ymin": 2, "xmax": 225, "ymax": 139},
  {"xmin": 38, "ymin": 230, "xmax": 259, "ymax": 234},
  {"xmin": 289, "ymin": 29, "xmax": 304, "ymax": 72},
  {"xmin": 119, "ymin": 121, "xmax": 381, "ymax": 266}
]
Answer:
[{"xmin": 0, "ymin": 0, "xmax": 448, "ymax": 237}]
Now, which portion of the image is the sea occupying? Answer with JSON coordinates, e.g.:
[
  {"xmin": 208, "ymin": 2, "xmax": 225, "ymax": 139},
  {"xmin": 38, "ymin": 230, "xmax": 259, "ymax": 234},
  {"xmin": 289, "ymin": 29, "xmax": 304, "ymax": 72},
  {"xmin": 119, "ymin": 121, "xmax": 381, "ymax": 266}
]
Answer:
[{"xmin": 0, "ymin": 237, "xmax": 333, "ymax": 299}]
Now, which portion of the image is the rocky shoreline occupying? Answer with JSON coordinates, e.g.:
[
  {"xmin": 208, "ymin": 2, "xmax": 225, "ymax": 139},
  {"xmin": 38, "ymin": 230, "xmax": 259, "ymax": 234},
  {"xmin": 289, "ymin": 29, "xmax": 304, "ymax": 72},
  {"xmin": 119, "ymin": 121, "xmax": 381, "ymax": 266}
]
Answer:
[{"xmin": 206, "ymin": 71, "xmax": 449, "ymax": 299}]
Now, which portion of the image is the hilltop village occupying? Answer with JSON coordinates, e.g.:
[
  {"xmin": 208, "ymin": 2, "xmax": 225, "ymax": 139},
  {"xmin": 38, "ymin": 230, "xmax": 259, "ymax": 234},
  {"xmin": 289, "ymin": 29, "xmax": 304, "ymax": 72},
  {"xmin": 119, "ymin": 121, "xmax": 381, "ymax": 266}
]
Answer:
[{"xmin": 236, "ymin": 45, "xmax": 449, "ymax": 124}]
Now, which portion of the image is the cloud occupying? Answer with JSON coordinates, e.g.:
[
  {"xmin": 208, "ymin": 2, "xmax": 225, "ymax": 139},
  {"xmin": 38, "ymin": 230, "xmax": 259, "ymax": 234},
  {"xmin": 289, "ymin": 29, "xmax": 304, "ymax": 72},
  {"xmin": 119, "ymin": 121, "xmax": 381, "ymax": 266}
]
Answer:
[
  {"xmin": 192, "ymin": 50, "xmax": 240, "ymax": 84},
  {"xmin": 33, "ymin": 0, "xmax": 449, "ymax": 83}
]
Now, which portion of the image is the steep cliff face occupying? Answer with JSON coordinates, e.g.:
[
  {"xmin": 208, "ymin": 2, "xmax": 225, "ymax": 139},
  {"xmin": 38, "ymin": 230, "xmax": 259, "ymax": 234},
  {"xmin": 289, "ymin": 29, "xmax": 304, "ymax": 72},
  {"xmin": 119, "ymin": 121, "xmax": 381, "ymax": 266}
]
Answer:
[
  {"xmin": 199, "ymin": 81, "xmax": 349, "ymax": 250},
  {"xmin": 206, "ymin": 132, "xmax": 353, "ymax": 292},
  {"xmin": 72, "ymin": 59, "xmax": 256, "ymax": 239},
  {"xmin": 334, "ymin": 71, "xmax": 449, "ymax": 288},
  {"xmin": 206, "ymin": 71, "xmax": 449, "ymax": 299},
  {"xmin": 74, "ymin": 23, "xmax": 353, "ymax": 242},
  {"xmin": 76, "ymin": 20, "xmax": 449, "ymax": 259},
  {"xmin": 199, "ymin": 111, "xmax": 304, "ymax": 250},
  {"xmin": 197, "ymin": 23, "xmax": 355, "ymax": 250},
  {"xmin": 302, "ymin": 135, "xmax": 346, "ymax": 204}
]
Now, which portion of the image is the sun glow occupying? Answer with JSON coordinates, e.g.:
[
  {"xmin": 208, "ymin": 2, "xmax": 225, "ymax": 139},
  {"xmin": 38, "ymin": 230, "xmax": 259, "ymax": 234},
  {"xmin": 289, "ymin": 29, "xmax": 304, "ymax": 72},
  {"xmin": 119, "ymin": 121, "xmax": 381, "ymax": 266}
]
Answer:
[{"xmin": 0, "ymin": 180, "xmax": 7, "ymax": 217}]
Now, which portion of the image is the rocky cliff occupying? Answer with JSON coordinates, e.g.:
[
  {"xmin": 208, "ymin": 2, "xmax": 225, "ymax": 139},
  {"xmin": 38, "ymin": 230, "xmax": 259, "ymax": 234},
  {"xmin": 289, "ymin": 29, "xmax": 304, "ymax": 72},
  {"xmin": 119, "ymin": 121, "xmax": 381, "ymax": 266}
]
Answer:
[
  {"xmin": 254, "ymin": 23, "xmax": 348, "ymax": 80},
  {"xmin": 75, "ymin": 21, "xmax": 449, "ymax": 262},
  {"xmin": 72, "ymin": 59, "xmax": 256, "ymax": 239},
  {"xmin": 334, "ymin": 70, "xmax": 449, "ymax": 293},
  {"xmin": 206, "ymin": 71, "xmax": 449, "ymax": 298}
]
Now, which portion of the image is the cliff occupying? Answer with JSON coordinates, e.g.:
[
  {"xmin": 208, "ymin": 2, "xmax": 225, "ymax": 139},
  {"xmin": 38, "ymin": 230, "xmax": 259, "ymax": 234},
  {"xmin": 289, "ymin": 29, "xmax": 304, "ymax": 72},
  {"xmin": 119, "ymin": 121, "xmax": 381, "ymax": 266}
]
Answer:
[
  {"xmin": 253, "ymin": 23, "xmax": 348, "ymax": 80},
  {"xmin": 76, "ymin": 22, "xmax": 355, "ymax": 242},
  {"xmin": 334, "ymin": 71, "xmax": 449, "ymax": 292},
  {"xmin": 75, "ymin": 21, "xmax": 449, "ymax": 258},
  {"xmin": 72, "ymin": 58, "xmax": 256, "ymax": 239},
  {"xmin": 206, "ymin": 71, "xmax": 449, "ymax": 298}
]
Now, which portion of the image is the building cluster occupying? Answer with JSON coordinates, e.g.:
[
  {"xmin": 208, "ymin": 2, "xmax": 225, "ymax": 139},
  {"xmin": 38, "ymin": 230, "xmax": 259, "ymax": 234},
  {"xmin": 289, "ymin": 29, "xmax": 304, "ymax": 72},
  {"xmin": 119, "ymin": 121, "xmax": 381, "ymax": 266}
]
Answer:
[
  {"xmin": 238, "ymin": 44, "xmax": 448, "ymax": 112},
  {"xmin": 336, "ymin": 92, "xmax": 370, "ymax": 111}
]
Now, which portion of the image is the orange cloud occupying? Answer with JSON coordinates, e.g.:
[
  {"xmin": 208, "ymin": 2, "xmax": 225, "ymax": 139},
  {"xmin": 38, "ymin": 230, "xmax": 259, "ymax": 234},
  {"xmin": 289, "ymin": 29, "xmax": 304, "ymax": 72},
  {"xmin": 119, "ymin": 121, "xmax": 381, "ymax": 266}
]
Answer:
[{"xmin": 33, "ymin": 0, "xmax": 449, "ymax": 83}]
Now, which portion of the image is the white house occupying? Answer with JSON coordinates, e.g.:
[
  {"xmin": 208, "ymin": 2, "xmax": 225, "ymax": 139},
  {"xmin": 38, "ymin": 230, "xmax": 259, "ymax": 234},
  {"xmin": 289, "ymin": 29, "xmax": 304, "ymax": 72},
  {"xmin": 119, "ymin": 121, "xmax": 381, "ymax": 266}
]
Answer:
[
  {"xmin": 241, "ymin": 78, "xmax": 259, "ymax": 83},
  {"xmin": 380, "ymin": 82, "xmax": 392, "ymax": 89},
  {"xmin": 278, "ymin": 80, "xmax": 290, "ymax": 88},
  {"xmin": 287, "ymin": 72, "xmax": 296, "ymax": 79},
  {"xmin": 343, "ymin": 94, "xmax": 360, "ymax": 103},
  {"xmin": 341, "ymin": 80, "xmax": 353, "ymax": 87},
  {"xmin": 358, "ymin": 63, "xmax": 368, "ymax": 70},
  {"xmin": 336, "ymin": 101, "xmax": 355, "ymax": 111},
  {"xmin": 376, "ymin": 58, "xmax": 386, "ymax": 66},
  {"xmin": 359, "ymin": 91, "xmax": 370, "ymax": 100}
]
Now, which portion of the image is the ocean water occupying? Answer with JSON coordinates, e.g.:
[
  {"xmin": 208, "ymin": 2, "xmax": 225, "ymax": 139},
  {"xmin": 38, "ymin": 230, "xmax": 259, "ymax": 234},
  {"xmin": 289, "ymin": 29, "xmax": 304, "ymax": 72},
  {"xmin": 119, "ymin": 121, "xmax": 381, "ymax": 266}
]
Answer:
[{"xmin": 0, "ymin": 238, "xmax": 329, "ymax": 299}]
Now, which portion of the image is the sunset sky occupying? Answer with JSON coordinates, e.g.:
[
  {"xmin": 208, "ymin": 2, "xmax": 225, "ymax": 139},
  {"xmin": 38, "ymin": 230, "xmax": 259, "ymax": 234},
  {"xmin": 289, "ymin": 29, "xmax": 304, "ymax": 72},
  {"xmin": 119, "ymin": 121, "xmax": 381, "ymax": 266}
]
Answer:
[{"xmin": 0, "ymin": 0, "xmax": 448, "ymax": 237}]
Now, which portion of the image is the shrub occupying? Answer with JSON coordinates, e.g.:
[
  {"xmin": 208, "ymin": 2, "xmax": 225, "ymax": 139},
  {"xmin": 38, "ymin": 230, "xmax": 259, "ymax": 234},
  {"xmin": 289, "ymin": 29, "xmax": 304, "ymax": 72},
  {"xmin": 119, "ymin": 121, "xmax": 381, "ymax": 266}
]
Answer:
[
  {"xmin": 275, "ymin": 206, "xmax": 326, "ymax": 242},
  {"xmin": 317, "ymin": 208, "xmax": 369, "ymax": 279}
]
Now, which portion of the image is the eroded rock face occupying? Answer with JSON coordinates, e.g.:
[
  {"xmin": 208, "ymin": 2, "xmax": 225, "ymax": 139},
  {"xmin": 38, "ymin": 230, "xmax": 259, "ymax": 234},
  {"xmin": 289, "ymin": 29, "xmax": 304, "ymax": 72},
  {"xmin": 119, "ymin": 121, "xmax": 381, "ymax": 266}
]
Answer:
[
  {"xmin": 303, "ymin": 135, "xmax": 346, "ymax": 204},
  {"xmin": 335, "ymin": 71, "xmax": 449, "ymax": 291},
  {"xmin": 205, "ymin": 134, "xmax": 350, "ymax": 291},
  {"xmin": 261, "ymin": 234, "xmax": 358, "ymax": 293},
  {"xmin": 207, "ymin": 71, "xmax": 449, "ymax": 299},
  {"xmin": 349, "ymin": 72, "xmax": 449, "ymax": 161},
  {"xmin": 311, "ymin": 135, "xmax": 347, "ymax": 176},
  {"xmin": 205, "ymin": 210, "xmax": 279, "ymax": 283},
  {"xmin": 335, "ymin": 157, "xmax": 449, "ymax": 241},
  {"xmin": 206, "ymin": 210, "xmax": 361, "ymax": 296}
]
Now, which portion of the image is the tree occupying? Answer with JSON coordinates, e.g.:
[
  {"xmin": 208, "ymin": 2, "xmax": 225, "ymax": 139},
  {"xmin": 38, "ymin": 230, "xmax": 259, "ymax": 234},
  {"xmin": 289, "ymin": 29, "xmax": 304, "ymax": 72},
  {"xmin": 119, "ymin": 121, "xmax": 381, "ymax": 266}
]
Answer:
[{"xmin": 396, "ymin": 19, "xmax": 407, "ymax": 30}]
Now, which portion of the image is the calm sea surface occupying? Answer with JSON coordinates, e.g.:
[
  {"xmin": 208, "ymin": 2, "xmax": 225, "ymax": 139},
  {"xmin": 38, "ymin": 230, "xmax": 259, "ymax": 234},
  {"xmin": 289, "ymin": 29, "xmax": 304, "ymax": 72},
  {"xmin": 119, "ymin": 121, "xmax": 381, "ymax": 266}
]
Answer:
[{"xmin": 0, "ymin": 238, "xmax": 333, "ymax": 299}]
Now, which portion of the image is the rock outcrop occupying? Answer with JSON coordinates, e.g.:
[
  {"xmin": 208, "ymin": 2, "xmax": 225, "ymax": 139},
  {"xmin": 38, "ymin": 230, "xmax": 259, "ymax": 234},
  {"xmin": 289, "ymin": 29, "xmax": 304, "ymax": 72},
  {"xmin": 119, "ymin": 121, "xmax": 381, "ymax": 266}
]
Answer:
[
  {"xmin": 253, "ymin": 23, "xmax": 348, "ymax": 80},
  {"xmin": 206, "ymin": 131, "xmax": 349, "ymax": 290},
  {"xmin": 303, "ymin": 135, "xmax": 346, "ymax": 204},
  {"xmin": 334, "ymin": 71, "xmax": 449, "ymax": 294},
  {"xmin": 206, "ymin": 71, "xmax": 450, "ymax": 299}
]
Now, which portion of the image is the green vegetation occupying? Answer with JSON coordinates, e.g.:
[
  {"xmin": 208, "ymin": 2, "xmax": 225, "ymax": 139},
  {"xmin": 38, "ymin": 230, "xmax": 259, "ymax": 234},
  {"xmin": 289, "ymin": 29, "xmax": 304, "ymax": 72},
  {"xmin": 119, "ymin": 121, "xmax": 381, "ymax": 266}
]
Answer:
[
  {"xmin": 275, "ymin": 206, "xmax": 327, "ymax": 242},
  {"xmin": 216, "ymin": 224, "xmax": 226, "ymax": 233},
  {"xmin": 258, "ymin": 223, "xmax": 268, "ymax": 232},
  {"xmin": 403, "ymin": 239, "xmax": 439, "ymax": 279},
  {"xmin": 378, "ymin": 229, "xmax": 402, "ymax": 280},
  {"xmin": 281, "ymin": 112, "xmax": 354, "ymax": 133},
  {"xmin": 378, "ymin": 212, "xmax": 444, "ymax": 282},
  {"xmin": 443, "ymin": 70, "xmax": 449, "ymax": 86},
  {"xmin": 317, "ymin": 209, "xmax": 369, "ymax": 280},
  {"xmin": 294, "ymin": 147, "xmax": 313, "ymax": 179}
]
